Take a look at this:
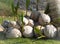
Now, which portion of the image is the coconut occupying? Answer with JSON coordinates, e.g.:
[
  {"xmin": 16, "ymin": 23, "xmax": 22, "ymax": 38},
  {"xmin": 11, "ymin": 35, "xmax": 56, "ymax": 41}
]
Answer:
[
  {"xmin": 2, "ymin": 20, "xmax": 10, "ymax": 28},
  {"xmin": 23, "ymin": 17, "xmax": 29, "ymax": 25},
  {"xmin": 30, "ymin": 10, "xmax": 40, "ymax": 22},
  {"xmin": 0, "ymin": 25, "xmax": 4, "ymax": 32},
  {"xmin": 28, "ymin": 19, "xmax": 34, "ymax": 27},
  {"xmin": 23, "ymin": 26, "xmax": 33, "ymax": 37},
  {"xmin": 38, "ymin": 15, "xmax": 45, "ymax": 25},
  {"xmin": 6, "ymin": 27, "xmax": 22, "ymax": 38},
  {"xmin": 44, "ymin": 24, "xmax": 57, "ymax": 38},
  {"xmin": 10, "ymin": 21, "xmax": 20, "ymax": 29},
  {"xmin": 38, "ymin": 13, "xmax": 51, "ymax": 25},
  {"xmin": 10, "ymin": 21, "xmax": 17, "ymax": 27},
  {"xmin": 41, "ymin": 13, "xmax": 51, "ymax": 23}
]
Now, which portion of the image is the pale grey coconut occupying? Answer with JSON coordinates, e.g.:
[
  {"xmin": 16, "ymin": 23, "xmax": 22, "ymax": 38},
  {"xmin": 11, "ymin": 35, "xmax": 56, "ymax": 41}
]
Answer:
[
  {"xmin": 38, "ymin": 13, "xmax": 51, "ymax": 25},
  {"xmin": 28, "ymin": 19, "xmax": 34, "ymax": 27},
  {"xmin": 6, "ymin": 27, "xmax": 22, "ymax": 38},
  {"xmin": 44, "ymin": 24, "xmax": 57, "ymax": 38},
  {"xmin": 10, "ymin": 21, "xmax": 17, "ymax": 27},
  {"xmin": 23, "ymin": 17, "xmax": 29, "ymax": 25},
  {"xmin": 41, "ymin": 13, "xmax": 51, "ymax": 23},
  {"xmin": 2, "ymin": 20, "xmax": 20, "ymax": 29},
  {"xmin": 30, "ymin": 10, "xmax": 40, "ymax": 22},
  {"xmin": 0, "ymin": 25, "xmax": 5, "ymax": 32},
  {"xmin": 9, "ymin": 21, "xmax": 20, "ymax": 29},
  {"xmin": 23, "ymin": 26, "xmax": 33, "ymax": 37}
]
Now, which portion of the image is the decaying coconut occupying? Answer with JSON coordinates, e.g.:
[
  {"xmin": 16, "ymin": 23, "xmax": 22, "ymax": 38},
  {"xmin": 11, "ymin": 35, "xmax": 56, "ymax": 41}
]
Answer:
[
  {"xmin": 30, "ymin": 10, "xmax": 40, "ymax": 22},
  {"xmin": 44, "ymin": 24, "xmax": 57, "ymax": 38},
  {"xmin": 38, "ymin": 15, "xmax": 45, "ymax": 25},
  {"xmin": 6, "ymin": 27, "xmax": 22, "ymax": 38},
  {"xmin": 2, "ymin": 20, "xmax": 10, "ymax": 28},
  {"xmin": 23, "ymin": 25, "xmax": 33, "ymax": 37}
]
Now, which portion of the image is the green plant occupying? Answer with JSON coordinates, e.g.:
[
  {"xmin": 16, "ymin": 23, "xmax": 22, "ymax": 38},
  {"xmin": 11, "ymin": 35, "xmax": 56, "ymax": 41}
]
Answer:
[
  {"xmin": 34, "ymin": 26, "xmax": 45, "ymax": 39},
  {"xmin": 18, "ymin": 12, "xmax": 24, "ymax": 24},
  {"xmin": 26, "ymin": 0, "xmax": 30, "ymax": 15},
  {"xmin": 18, "ymin": 12, "xmax": 24, "ymax": 33},
  {"xmin": 11, "ymin": 0, "xmax": 25, "ymax": 32},
  {"xmin": 11, "ymin": 0, "xmax": 20, "ymax": 20}
]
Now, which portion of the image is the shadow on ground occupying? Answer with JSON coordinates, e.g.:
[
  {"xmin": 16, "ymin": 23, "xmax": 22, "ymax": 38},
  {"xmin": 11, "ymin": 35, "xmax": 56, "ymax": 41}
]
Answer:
[
  {"xmin": 0, "ymin": 31, "xmax": 6, "ymax": 40},
  {"xmin": 0, "ymin": 31, "xmax": 60, "ymax": 41}
]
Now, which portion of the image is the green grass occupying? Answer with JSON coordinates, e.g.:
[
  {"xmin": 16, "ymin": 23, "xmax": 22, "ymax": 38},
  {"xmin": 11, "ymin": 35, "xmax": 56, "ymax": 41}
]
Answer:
[
  {"xmin": 0, "ymin": 0, "xmax": 14, "ymax": 16},
  {"xmin": 0, "ymin": 16, "xmax": 15, "ymax": 23},
  {"xmin": 0, "ymin": 32, "xmax": 60, "ymax": 44},
  {"xmin": 0, "ymin": 17, "xmax": 60, "ymax": 44},
  {"xmin": 0, "ymin": 0, "xmax": 13, "ymax": 6},
  {"xmin": 0, "ymin": 0, "xmax": 13, "ymax": 9},
  {"xmin": 0, "ymin": 39, "xmax": 60, "ymax": 44}
]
